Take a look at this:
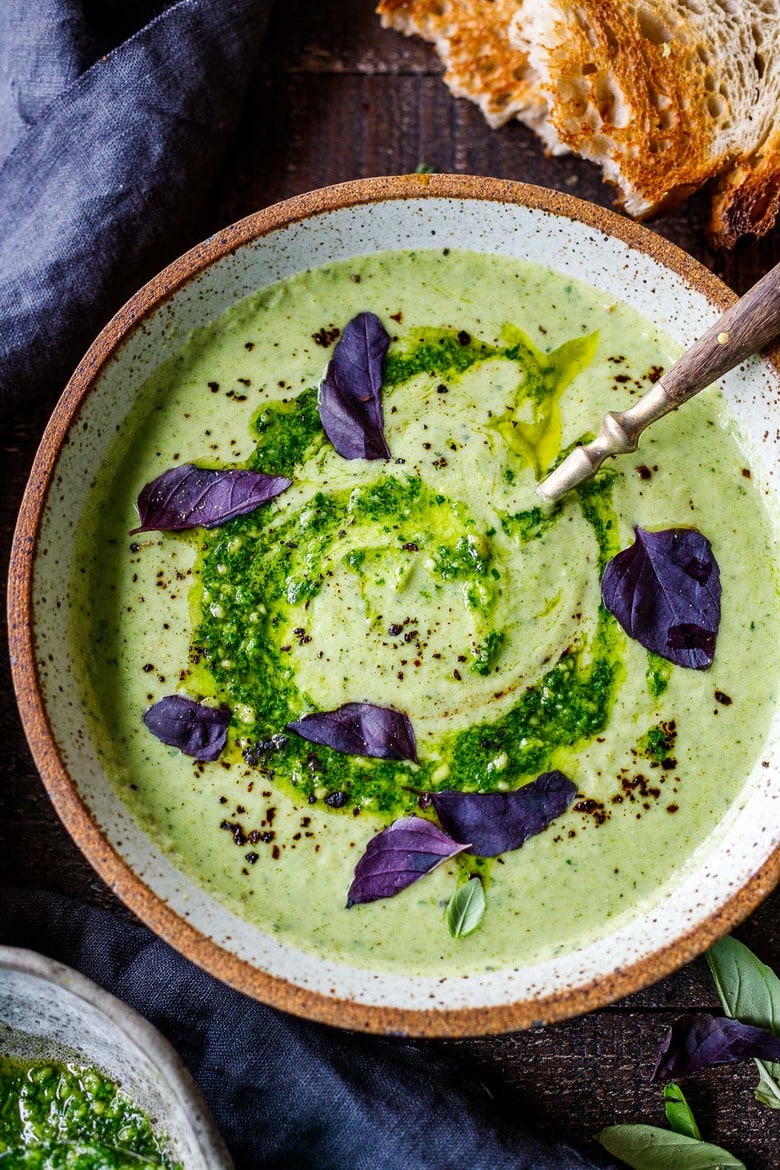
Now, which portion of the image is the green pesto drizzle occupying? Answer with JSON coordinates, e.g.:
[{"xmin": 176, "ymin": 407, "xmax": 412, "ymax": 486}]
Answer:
[
  {"xmin": 187, "ymin": 323, "xmax": 624, "ymax": 816},
  {"xmin": 646, "ymin": 650, "xmax": 673, "ymax": 698},
  {"xmin": 638, "ymin": 721, "xmax": 678, "ymax": 764},
  {"xmin": 382, "ymin": 328, "xmax": 494, "ymax": 387},
  {"xmin": 252, "ymin": 386, "xmax": 322, "ymax": 477}
]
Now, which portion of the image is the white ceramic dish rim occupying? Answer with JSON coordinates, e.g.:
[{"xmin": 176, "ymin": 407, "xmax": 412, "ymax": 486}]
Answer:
[
  {"xmin": 9, "ymin": 175, "xmax": 780, "ymax": 1036},
  {"xmin": 0, "ymin": 944, "xmax": 233, "ymax": 1167}
]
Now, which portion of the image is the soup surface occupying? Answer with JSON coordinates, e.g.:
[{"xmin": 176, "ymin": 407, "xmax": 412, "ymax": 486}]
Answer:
[{"xmin": 74, "ymin": 249, "xmax": 780, "ymax": 974}]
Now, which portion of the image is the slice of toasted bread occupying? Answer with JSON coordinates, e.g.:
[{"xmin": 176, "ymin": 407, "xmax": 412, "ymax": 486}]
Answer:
[
  {"xmin": 710, "ymin": 107, "xmax": 780, "ymax": 248},
  {"xmin": 377, "ymin": 0, "xmax": 544, "ymax": 131},
  {"xmin": 378, "ymin": 0, "xmax": 780, "ymax": 246},
  {"xmin": 509, "ymin": 0, "xmax": 780, "ymax": 244}
]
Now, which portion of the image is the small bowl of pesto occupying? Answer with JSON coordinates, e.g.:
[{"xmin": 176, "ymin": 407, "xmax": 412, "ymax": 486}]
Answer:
[
  {"xmin": 0, "ymin": 946, "xmax": 232, "ymax": 1168},
  {"xmin": 9, "ymin": 174, "xmax": 780, "ymax": 1036}
]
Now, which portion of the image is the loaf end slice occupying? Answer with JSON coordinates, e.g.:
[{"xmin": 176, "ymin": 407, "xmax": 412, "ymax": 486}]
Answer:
[{"xmin": 510, "ymin": 0, "xmax": 780, "ymax": 243}]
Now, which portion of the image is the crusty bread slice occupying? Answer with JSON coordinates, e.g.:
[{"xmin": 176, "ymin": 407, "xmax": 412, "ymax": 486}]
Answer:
[
  {"xmin": 711, "ymin": 121, "xmax": 780, "ymax": 249},
  {"xmin": 509, "ymin": 0, "xmax": 780, "ymax": 245},
  {"xmin": 376, "ymin": 0, "xmax": 546, "ymax": 132},
  {"xmin": 378, "ymin": 0, "xmax": 780, "ymax": 246}
]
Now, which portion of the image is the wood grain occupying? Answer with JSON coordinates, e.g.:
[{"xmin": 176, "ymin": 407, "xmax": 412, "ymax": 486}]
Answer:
[
  {"xmin": 3, "ymin": 0, "xmax": 780, "ymax": 1164},
  {"xmin": 661, "ymin": 257, "xmax": 780, "ymax": 402}
]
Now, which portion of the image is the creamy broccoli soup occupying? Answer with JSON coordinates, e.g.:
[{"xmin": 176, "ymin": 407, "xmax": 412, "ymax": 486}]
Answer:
[{"xmin": 74, "ymin": 249, "xmax": 780, "ymax": 974}]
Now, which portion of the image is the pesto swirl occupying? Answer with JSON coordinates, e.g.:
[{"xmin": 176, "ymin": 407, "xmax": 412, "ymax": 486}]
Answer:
[{"xmin": 189, "ymin": 325, "xmax": 623, "ymax": 815}]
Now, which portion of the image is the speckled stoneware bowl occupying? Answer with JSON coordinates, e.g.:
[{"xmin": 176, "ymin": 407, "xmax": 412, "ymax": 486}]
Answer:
[
  {"xmin": 9, "ymin": 175, "xmax": 780, "ymax": 1036},
  {"xmin": 0, "ymin": 946, "xmax": 232, "ymax": 1167}
]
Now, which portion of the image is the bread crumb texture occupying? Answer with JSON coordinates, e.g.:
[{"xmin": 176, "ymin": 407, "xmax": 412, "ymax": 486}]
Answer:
[{"xmin": 378, "ymin": 0, "xmax": 780, "ymax": 248}]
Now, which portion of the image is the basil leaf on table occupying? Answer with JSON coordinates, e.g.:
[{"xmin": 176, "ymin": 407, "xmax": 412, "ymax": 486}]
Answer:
[
  {"xmin": 446, "ymin": 877, "xmax": 485, "ymax": 938},
  {"xmin": 707, "ymin": 936, "xmax": 780, "ymax": 1108},
  {"xmin": 652, "ymin": 1012, "xmax": 780, "ymax": 1081},
  {"xmin": 347, "ymin": 817, "xmax": 469, "ymax": 906},
  {"xmin": 131, "ymin": 464, "xmax": 291, "ymax": 532},
  {"xmin": 598, "ymin": 1124, "xmax": 746, "ymax": 1169},
  {"xmin": 318, "ymin": 311, "xmax": 391, "ymax": 460},
  {"xmin": 287, "ymin": 702, "xmax": 417, "ymax": 762},
  {"xmin": 143, "ymin": 695, "xmax": 230, "ymax": 762},
  {"xmin": 431, "ymin": 771, "xmax": 576, "ymax": 857},
  {"xmin": 601, "ymin": 527, "xmax": 721, "ymax": 669},
  {"xmin": 664, "ymin": 1083, "xmax": 701, "ymax": 1141}
]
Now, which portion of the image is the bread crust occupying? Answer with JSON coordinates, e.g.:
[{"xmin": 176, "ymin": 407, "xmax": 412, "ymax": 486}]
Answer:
[
  {"xmin": 377, "ymin": 0, "xmax": 542, "ymax": 129},
  {"xmin": 378, "ymin": 0, "xmax": 780, "ymax": 246},
  {"xmin": 710, "ymin": 132, "xmax": 780, "ymax": 249},
  {"xmin": 510, "ymin": 0, "xmax": 726, "ymax": 217}
]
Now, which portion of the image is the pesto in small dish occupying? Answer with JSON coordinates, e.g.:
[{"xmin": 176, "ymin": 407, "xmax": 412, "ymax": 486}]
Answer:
[
  {"xmin": 0, "ymin": 1055, "xmax": 177, "ymax": 1168},
  {"xmin": 74, "ymin": 248, "xmax": 780, "ymax": 976}
]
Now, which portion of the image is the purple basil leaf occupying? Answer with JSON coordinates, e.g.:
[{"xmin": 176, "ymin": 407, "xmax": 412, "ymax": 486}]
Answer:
[
  {"xmin": 431, "ymin": 771, "xmax": 576, "ymax": 857},
  {"xmin": 347, "ymin": 816, "xmax": 469, "ymax": 905},
  {"xmin": 318, "ymin": 311, "xmax": 391, "ymax": 460},
  {"xmin": 143, "ymin": 695, "xmax": 230, "ymax": 762},
  {"xmin": 652, "ymin": 1013, "xmax": 780, "ymax": 1082},
  {"xmin": 601, "ymin": 526, "xmax": 721, "ymax": 669},
  {"xmin": 131, "ymin": 464, "xmax": 291, "ymax": 533},
  {"xmin": 287, "ymin": 702, "xmax": 417, "ymax": 762}
]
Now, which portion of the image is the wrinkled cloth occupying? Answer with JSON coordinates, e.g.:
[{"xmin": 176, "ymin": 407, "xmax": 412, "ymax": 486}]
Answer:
[
  {"xmin": 0, "ymin": 890, "xmax": 614, "ymax": 1169},
  {"xmin": 0, "ymin": 0, "xmax": 271, "ymax": 414}
]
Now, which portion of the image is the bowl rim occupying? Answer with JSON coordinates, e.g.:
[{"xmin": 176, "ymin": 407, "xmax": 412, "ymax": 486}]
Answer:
[
  {"xmin": 0, "ymin": 944, "xmax": 233, "ymax": 1166},
  {"xmin": 8, "ymin": 172, "xmax": 780, "ymax": 1037}
]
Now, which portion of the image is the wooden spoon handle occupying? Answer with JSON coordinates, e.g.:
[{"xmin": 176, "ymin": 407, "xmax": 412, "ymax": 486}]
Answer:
[
  {"xmin": 662, "ymin": 258, "xmax": 780, "ymax": 403},
  {"xmin": 538, "ymin": 259, "xmax": 780, "ymax": 503}
]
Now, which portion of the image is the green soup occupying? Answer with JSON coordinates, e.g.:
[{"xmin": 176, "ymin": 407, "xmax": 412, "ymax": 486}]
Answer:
[{"xmin": 74, "ymin": 248, "xmax": 780, "ymax": 974}]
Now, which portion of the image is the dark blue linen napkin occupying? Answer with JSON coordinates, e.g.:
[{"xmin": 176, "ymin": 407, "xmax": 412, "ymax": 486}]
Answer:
[
  {"xmin": 0, "ymin": 890, "xmax": 614, "ymax": 1170},
  {"xmin": 0, "ymin": 0, "xmax": 272, "ymax": 415}
]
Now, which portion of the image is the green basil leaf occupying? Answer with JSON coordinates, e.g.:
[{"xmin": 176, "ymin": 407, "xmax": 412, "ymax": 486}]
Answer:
[
  {"xmin": 707, "ymin": 936, "xmax": 780, "ymax": 1108},
  {"xmin": 445, "ymin": 877, "xmax": 485, "ymax": 938},
  {"xmin": 755, "ymin": 1064, "xmax": 780, "ymax": 1108},
  {"xmin": 664, "ymin": 1083, "xmax": 701, "ymax": 1140},
  {"xmin": 598, "ymin": 1124, "xmax": 745, "ymax": 1169},
  {"xmin": 707, "ymin": 936, "xmax": 780, "ymax": 1026}
]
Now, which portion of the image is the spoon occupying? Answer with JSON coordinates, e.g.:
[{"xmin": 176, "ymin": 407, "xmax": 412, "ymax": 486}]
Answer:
[{"xmin": 537, "ymin": 260, "xmax": 780, "ymax": 502}]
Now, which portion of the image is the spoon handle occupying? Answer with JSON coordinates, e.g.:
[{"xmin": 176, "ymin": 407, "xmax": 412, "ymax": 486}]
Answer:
[
  {"xmin": 538, "ymin": 260, "xmax": 780, "ymax": 502},
  {"xmin": 663, "ymin": 259, "xmax": 780, "ymax": 403}
]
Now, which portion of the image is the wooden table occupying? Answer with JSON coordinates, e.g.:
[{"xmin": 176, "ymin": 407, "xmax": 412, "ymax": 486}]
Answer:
[{"xmin": 2, "ymin": 2, "xmax": 779, "ymax": 1164}]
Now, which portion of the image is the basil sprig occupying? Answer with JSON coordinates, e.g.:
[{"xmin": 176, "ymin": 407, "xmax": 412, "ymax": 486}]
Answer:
[
  {"xmin": 598, "ymin": 1124, "xmax": 745, "ymax": 1169},
  {"xmin": 601, "ymin": 526, "xmax": 721, "ymax": 670},
  {"xmin": 599, "ymin": 940, "xmax": 780, "ymax": 1167},
  {"xmin": 663, "ymin": 1083, "xmax": 701, "ymax": 1141},
  {"xmin": 707, "ymin": 936, "xmax": 780, "ymax": 1108},
  {"xmin": 318, "ymin": 312, "xmax": 391, "ymax": 460},
  {"xmin": 601, "ymin": 1084, "xmax": 741, "ymax": 1169},
  {"xmin": 445, "ymin": 877, "xmax": 485, "ymax": 938}
]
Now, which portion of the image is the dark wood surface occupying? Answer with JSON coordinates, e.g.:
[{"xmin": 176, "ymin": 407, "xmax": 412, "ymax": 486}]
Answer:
[{"xmin": 2, "ymin": 2, "xmax": 780, "ymax": 1164}]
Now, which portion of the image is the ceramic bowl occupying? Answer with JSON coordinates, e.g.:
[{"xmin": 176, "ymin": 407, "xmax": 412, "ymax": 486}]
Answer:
[
  {"xmin": 0, "ymin": 945, "xmax": 232, "ymax": 1167},
  {"xmin": 9, "ymin": 174, "xmax": 780, "ymax": 1036}
]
